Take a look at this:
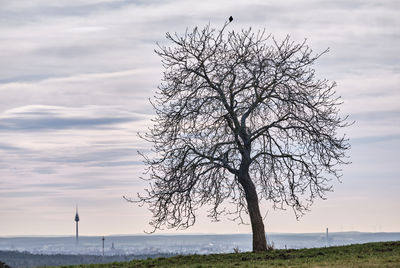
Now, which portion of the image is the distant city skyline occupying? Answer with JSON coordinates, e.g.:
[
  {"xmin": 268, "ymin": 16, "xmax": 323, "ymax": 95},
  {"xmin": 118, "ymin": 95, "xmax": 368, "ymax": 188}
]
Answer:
[{"xmin": 1, "ymin": 0, "xmax": 399, "ymax": 236}]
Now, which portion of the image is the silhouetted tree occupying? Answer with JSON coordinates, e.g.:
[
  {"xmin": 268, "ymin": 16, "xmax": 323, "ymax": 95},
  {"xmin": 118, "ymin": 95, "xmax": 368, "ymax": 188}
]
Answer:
[{"xmin": 130, "ymin": 23, "xmax": 350, "ymax": 252}]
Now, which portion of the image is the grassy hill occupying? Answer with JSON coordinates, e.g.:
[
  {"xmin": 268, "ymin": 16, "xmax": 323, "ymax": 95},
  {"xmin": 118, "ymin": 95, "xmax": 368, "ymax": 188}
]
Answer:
[{"xmin": 49, "ymin": 241, "xmax": 400, "ymax": 267}]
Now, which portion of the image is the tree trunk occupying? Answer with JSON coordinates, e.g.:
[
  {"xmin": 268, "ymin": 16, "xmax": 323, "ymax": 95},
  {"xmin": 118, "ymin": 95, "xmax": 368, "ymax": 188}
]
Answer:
[{"xmin": 238, "ymin": 170, "xmax": 267, "ymax": 252}]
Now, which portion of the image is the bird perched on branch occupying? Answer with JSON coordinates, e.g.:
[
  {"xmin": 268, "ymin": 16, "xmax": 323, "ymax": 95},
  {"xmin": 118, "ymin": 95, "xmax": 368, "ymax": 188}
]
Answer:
[{"xmin": 229, "ymin": 16, "xmax": 233, "ymax": 22}]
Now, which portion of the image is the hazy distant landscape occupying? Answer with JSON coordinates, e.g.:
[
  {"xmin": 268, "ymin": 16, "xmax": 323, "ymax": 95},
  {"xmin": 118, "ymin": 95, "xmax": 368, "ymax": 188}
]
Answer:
[
  {"xmin": 3, "ymin": 232, "xmax": 400, "ymax": 255},
  {"xmin": 1, "ymin": 232, "xmax": 400, "ymax": 267}
]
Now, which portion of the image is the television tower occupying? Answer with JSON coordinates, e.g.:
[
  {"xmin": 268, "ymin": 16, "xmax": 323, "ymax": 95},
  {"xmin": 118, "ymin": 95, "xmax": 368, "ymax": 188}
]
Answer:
[
  {"xmin": 326, "ymin": 227, "xmax": 329, "ymax": 247},
  {"xmin": 75, "ymin": 205, "xmax": 80, "ymax": 244}
]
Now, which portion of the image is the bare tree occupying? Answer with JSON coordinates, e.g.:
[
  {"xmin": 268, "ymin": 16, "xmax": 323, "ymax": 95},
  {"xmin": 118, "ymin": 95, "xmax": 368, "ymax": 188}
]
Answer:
[{"xmin": 128, "ymin": 23, "xmax": 350, "ymax": 252}]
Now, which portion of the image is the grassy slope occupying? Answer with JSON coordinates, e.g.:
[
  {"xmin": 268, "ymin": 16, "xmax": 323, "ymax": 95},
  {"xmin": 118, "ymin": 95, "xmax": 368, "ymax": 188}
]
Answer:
[{"xmin": 57, "ymin": 241, "xmax": 400, "ymax": 268}]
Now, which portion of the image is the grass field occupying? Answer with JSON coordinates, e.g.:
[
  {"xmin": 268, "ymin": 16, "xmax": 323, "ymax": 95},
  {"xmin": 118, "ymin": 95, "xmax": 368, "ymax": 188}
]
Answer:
[{"xmin": 54, "ymin": 241, "xmax": 400, "ymax": 268}]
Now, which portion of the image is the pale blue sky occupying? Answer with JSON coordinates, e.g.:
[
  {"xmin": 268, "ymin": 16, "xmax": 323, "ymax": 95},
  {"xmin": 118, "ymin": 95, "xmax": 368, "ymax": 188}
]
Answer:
[{"xmin": 0, "ymin": 0, "xmax": 399, "ymax": 236}]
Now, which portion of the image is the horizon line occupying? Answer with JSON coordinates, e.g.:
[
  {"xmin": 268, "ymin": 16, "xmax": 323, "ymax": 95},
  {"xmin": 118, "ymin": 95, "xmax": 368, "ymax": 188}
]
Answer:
[{"xmin": 1, "ymin": 231, "xmax": 400, "ymax": 238}]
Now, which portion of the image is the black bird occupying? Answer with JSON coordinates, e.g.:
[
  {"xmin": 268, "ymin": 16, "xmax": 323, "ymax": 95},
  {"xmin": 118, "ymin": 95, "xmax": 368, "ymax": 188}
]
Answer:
[{"xmin": 229, "ymin": 16, "xmax": 233, "ymax": 22}]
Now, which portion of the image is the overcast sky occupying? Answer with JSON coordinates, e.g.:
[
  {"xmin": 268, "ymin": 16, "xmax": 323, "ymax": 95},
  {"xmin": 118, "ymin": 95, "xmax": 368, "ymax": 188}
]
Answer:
[{"xmin": 1, "ymin": 0, "xmax": 399, "ymax": 236}]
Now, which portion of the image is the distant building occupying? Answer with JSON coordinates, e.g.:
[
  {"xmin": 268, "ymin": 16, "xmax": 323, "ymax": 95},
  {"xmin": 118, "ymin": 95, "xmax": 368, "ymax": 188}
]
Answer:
[{"xmin": 75, "ymin": 205, "xmax": 80, "ymax": 244}]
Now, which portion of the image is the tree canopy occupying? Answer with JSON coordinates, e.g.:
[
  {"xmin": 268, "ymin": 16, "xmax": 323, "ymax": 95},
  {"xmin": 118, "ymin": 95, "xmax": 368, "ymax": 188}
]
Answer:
[{"xmin": 129, "ymin": 23, "xmax": 350, "ymax": 251}]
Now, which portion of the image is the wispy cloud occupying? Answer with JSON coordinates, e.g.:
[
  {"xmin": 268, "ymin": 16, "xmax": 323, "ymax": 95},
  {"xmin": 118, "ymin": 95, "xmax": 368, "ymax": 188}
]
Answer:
[{"xmin": 0, "ymin": 105, "xmax": 142, "ymax": 131}]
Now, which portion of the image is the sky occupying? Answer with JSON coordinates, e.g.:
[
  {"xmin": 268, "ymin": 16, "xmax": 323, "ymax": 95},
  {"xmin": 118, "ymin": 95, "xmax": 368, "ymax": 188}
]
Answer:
[{"xmin": 0, "ymin": 0, "xmax": 399, "ymax": 236}]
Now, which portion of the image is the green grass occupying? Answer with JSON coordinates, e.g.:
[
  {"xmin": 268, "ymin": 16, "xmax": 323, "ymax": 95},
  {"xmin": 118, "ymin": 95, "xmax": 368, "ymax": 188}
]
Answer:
[{"xmin": 55, "ymin": 241, "xmax": 400, "ymax": 268}]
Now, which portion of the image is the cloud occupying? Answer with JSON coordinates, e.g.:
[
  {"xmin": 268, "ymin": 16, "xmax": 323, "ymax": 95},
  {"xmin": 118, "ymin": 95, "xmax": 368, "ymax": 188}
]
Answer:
[
  {"xmin": 0, "ymin": 116, "xmax": 133, "ymax": 131},
  {"xmin": 0, "ymin": 105, "xmax": 144, "ymax": 131},
  {"xmin": 0, "ymin": 70, "xmax": 158, "ymax": 113},
  {"xmin": 351, "ymin": 134, "xmax": 400, "ymax": 145},
  {"xmin": 0, "ymin": 143, "xmax": 24, "ymax": 151},
  {"xmin": 35, "ymin": 147, "xmax": 142, "ymax": 165},
  {"xmin": 88, "ymin": 160, "xmax": 143, "ymax": 167},
  {"xmin": 351, "ymin": 110, "xmax": 400, "ymax": 122},
  {"xmin": 0, "ymin": 103, "xmax": 150, "ymax": 207}
]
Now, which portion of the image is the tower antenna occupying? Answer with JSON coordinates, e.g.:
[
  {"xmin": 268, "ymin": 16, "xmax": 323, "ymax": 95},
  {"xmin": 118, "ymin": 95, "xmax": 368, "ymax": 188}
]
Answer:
[{"xmin": 75, "ymin": 205, "xmax": 80, "ymax": 244}]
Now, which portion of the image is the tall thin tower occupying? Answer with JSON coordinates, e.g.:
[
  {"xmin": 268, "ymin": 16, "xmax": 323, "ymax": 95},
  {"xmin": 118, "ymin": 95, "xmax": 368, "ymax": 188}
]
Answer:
[
  {"xmin": 326, "ymin": 227, "xmax": 329, "ymax": 247},
  {"xmin": 75, "ymin": 205, "xmax": 80, "ymax": 244}
]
